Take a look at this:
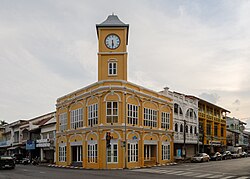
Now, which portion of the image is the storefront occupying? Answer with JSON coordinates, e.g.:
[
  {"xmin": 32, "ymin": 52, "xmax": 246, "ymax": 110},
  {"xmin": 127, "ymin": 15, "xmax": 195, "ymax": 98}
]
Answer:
[{"xmin": 36, "ymin": 139, "xmax": 55, "ymax": 163}]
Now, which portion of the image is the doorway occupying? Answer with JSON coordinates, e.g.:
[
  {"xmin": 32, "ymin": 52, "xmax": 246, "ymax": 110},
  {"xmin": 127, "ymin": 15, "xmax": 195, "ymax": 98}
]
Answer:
[
  {"xmin": 144, "ymin": 145, "xmax": 157, "ymax": 165},
  {"xmin": 71, "ymin": 145, "xmax": 82, "ymax": 166}
]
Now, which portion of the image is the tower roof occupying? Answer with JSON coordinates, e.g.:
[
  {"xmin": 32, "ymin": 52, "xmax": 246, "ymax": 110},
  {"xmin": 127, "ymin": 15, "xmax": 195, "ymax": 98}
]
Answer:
[{"xmin": 96, "ymin": 14, "xmax": 129, "ymax": 27}]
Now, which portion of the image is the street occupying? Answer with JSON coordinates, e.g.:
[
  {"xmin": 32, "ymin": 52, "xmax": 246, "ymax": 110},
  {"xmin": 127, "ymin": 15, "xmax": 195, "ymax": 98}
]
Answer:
[{"xmin": 0, "ymin": 158, "xmax": 250, "ymax": 179}]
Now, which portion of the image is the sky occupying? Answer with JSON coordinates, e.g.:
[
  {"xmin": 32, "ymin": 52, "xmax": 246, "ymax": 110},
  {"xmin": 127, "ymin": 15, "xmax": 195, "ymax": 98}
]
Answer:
[{"xmin": 0, "ymin": 0, "xmax": 250, "ymax": 129}]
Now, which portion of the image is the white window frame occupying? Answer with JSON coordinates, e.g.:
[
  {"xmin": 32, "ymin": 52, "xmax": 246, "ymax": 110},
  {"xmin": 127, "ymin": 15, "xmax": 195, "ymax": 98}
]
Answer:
[
  {"xmin": 144, "ymin": 145, "xmax": 151, "ymax": 161},
  {"xmin": 88, "ymin": 142, "xmax": 97, "ymax": 163},
  {"xmin": 144, "ymin": 108, "xmax": 157, "ymax": 127},
  {"xmin": 59, "ymin": 146, "xmax": 66, "ymax": 162},
  {"xmin": 161, "ymin": 112, "xmax": 170, "ymax": 130},
  {"xmin": 108, "ymin": 62, "xmax": 117, "ymax": 75},
  {"xmin": 59, "ymin": 113, "xmax": 67, "ymax": 132},
  {"xmin": 70, "ymin": 108, "xmax": 83, "ymax": 129},
  {"xmin": 162, "ymin": 142, "xmax": 170, "ymax": 160},
  {"xmin": 106, "ymin": 101, "xmax": 118, "ymax": 123},
  {"xmin": 88, "ymin": 103, "xmax": 98, "ymax": 126},
  {"xmin": 107, "ymin": 142, "xmax": 118, "ymax": 163},
  {"xmin": 127, "ymin": 104, "xmax": 138, "ymax": 125},
  {"xmin": 128, "ymin": 143, "xmax": 138, "ymax": 162}
]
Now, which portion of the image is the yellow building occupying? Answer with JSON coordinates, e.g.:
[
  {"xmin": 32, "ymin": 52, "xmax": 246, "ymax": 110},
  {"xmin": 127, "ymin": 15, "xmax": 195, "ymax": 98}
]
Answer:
[
  {"xmin": 196, "ymin": 98, "xmax": 230, "ymax": 154},
  {"xmin": 55, "ymin": 14, "xmax": 174, "ymax": 169}
]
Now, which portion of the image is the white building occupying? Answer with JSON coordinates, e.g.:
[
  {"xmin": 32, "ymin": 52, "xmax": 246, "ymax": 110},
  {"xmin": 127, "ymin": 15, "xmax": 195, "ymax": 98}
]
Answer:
[
  {"xmin": 38, "ymin": 116, "xmax": 56, "ymax": 163},
  {"xmin": 161, "ymin": 87, "xmax": 199, "ymax": 158}
]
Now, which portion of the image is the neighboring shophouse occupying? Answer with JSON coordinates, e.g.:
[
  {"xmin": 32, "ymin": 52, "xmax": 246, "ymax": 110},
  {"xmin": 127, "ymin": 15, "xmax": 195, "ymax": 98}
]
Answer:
[
  {"xmin": 0, "ymin": 123, "xmax": 12, "ymax": 155},
  {"xmin": 56, "ymin": 14, "xmax": 174, "ymax": 169},
  {"xmin": 196, "ymin": 99, "xmax": 229, "ymax": 154},
  {"xmin": 39, "ymin": 117, "xmax": 56, "ymax": 163},
  {"xmin": 0, "ymin": 125, "xmax": 7, "ymax": 155},
  {"xmin": 226, "ymin": 117, "xmax": 248, "ymax": 152},
  {"xmin": 160, "ymin": 88, "xmax": 199, "ymax": 158},
  {"xmin": 0, "ymin": 112, "xmax": 56, "ymax": 163}
]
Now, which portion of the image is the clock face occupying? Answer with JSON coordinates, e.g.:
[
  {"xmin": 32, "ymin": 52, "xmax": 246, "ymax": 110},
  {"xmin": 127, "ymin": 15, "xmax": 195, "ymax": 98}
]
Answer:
[{"xmin": 105, "ymin": 34, "xmax": 120, "ymax": 49}]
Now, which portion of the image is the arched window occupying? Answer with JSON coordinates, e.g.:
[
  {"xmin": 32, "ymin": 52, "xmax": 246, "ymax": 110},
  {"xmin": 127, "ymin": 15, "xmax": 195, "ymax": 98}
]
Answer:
[
  {"xmin": 174, "ymin": 104, "xmax": 179, "ymax": 114},
  {"xmin": 175, "ymin": 123, "xmax": 178, "ymax": 132},
  {"xmin": 179, "ymin": 107, "xmax": 183, "ymax": 116},
  {"xmin": 190, "ymin": 126, "xmax": 193, "ymax": 134},
  {"xmin": 185, "ymin": 125, "xmax": 188, "ymax": 133},
  {"xmin": 180, "ymin": 124, "xmax": 183, "ymax": 132},
  {"xmin": 194, "ymin": 126, "xmax": 197, "ymax": 134}
]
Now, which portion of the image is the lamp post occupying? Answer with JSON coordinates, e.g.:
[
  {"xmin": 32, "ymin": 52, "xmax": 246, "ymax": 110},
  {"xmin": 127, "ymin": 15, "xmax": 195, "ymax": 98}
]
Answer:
[{"xmin": 124, "ymin": 90, "xmax": 127, "ymax": 169}]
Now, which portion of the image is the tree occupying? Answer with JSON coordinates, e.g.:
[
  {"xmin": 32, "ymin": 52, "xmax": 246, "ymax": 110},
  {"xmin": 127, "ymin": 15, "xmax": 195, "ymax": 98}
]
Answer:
[{"xmin": 0, "ymin": 120, "xmax": 8, "ymax": 126}]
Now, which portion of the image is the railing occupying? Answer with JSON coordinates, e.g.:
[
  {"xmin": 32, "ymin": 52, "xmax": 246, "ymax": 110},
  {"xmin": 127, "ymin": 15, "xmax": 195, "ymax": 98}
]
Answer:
[{"xmin": 199, "ymin": 112, "xmax": 205, "ymax": 118}]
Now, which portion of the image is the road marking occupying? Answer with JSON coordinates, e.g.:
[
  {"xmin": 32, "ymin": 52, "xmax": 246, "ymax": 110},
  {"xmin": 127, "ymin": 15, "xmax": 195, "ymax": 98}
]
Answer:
[
  {"xmin": 220, "ymin": 176, "xmax": 235, "ymax": 179},
  {"xmin": 180, "ymin": 172, "xmax": 194, "ymax": 176},
  {"xmin": 207, "ymin": 175, "xmax": 224, "ymax": 178},
  {"xmin": 166, "ymin": 171, "xmax": 185, "ymax": 174},
  {"xmin": 184, "ymin": 173, "xmax": 203, "ymax": 177},
  {"xmin": 195, "ymin": 173, "xmax": 213, "ymax": 178},
  {"xmin": 39, "ymin": 172, "xmax": 45, "ymax": 174}
]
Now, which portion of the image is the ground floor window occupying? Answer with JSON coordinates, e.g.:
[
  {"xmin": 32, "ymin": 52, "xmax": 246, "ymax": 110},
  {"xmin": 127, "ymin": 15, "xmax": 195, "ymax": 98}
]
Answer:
[
  {"xmin": 59, "ymin": 146, "xmax": 66, "ymax": 162},
  {"xmin": 107, "ymin": 143, "xmax": 118, "ymax": 163},
  {"xmin": 88, "ymin": 143, "xmax": 97, "ymax": 163},
  {"xmin": 128, "ymin": 143, "xmax": 138, "ymax": 162},
  {"xmin": 162, "ymin": 143, "xmax": 170, "ymax": 160}
]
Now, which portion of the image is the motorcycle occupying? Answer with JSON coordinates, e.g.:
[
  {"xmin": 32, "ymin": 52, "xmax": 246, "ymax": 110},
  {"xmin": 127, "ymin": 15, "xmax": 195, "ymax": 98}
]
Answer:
[{"xmin": 31, "ymin": 157, "xmax": 40, "ymax": 165}]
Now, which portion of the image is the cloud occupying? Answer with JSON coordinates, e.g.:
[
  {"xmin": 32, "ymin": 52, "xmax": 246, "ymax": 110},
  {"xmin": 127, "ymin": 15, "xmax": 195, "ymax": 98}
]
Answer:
[
  {"xmin": 198, "ymin": 93, "xmax": 220, "ymax": 104},
  {"xmin": 1, "ymin": 0, "xmax": 250, "ymax": 123},
  {"xmin": 233, "ymin": 99, "xmax": 241, "ymax": 105}
]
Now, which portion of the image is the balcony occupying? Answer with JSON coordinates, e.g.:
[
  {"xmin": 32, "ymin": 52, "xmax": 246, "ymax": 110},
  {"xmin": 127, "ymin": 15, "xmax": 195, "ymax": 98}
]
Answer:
[
  {"xmin": 214, "ymin": 117, "xmax": 220, "ymax": 122},
  {"xmin": 206, "ymin": 114, "xmax": 213, "ymax": 121},
  {"xmin": 198, "ymin": 112, "xmax": 205, "ymax": 118}
]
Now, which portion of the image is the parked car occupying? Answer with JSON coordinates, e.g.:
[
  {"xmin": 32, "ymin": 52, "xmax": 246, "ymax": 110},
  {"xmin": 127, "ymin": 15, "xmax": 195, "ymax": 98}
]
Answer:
[
  {"xmin": 241, "ymin": 152, "xmax": 248, "ymax": 158},
  {"xmin": 191, "ymin": 153, "xmax": 210, "ymax": 163},
  {"xmin": 210, "ymin": 152, "xmax": 222, "ymax": 161},
  {"xmin": 0, "ymin": 156, "xmax": 15, "ymax": 169},
  {"xmin": 222, "ymin": 151, "xmax": 232, "ymax": 160}
]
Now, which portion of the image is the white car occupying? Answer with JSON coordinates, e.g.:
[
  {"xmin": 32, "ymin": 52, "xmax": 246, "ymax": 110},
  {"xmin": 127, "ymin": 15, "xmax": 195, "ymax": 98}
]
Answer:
[{"xmin": 191, "ymin": 153, "xmax": 210, "ymax": 162}]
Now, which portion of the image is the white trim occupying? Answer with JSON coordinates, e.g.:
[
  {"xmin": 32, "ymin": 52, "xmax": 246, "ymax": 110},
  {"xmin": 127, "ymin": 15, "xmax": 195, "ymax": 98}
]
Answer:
[
  {"xmin": 144, "ymin": 140, "xmax": 157, "ymax": 145},
  {"xmin": 70, "ymin": 141, "xmax": 82, "ymax": 146}
]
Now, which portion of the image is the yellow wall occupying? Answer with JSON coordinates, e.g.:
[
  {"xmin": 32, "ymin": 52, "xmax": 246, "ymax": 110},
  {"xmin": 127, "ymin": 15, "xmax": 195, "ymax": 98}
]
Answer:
[{"xmin": 56, "ymin": 82, "xmax": 174, "ymax": 169}]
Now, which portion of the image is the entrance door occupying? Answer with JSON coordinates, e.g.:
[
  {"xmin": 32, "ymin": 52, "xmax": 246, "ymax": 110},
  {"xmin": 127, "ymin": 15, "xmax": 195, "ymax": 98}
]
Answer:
[
  {"xmin": 71, "ymin": 146, "xmax": 82, "ymax": 166},
  {"xmin": 144, "ymin": 145, "xmax": 157, "ymax": 165}
]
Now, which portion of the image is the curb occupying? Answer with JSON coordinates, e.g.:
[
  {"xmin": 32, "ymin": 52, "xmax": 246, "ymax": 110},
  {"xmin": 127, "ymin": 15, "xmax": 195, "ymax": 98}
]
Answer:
[{"xmin": 47, "ymin": 162, "xmax": 178, "ymax": 170}]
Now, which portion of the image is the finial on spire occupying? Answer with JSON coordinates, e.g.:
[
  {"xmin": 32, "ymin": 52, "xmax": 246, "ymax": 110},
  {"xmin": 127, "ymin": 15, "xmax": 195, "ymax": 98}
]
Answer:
[{"xmin": 112, "ymin": 12, "xmax": 114, "ymax": 15}]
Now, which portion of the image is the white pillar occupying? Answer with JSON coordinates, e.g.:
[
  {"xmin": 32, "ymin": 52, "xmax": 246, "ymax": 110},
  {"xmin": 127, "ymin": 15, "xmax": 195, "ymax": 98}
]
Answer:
[{"xmin": 40, "ymin": 148, "xmax": 44, "ymax": 161}]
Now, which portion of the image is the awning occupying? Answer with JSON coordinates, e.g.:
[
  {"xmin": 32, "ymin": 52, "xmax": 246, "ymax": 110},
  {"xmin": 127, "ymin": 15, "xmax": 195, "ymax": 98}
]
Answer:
[{"xmin": 7, "ymin": 146, "xmax": 19, "ymax": 150}]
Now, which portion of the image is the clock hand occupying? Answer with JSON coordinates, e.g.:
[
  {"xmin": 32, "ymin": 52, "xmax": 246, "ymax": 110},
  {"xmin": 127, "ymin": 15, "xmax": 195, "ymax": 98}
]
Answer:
[{"xmin": 112, "ymin": 40, "xmax": 114, "ymax": 48}]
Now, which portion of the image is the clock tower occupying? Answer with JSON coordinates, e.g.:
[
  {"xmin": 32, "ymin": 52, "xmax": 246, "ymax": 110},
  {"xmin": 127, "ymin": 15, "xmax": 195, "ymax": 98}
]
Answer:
[{"xmin": 96, "ymin": 14, "xmax": 129, "ymax": 81}]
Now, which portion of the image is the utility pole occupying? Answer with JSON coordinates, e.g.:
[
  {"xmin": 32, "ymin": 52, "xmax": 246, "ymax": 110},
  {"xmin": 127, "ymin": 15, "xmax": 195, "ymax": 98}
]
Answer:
[{"xmin": 183, "ymin": 120, "xmax": 186, "ymax": 160}]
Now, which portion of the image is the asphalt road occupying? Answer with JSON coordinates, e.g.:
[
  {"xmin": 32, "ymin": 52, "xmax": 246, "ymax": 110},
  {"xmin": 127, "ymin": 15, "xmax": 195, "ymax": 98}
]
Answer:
[{"xmin": 0, "ymin": 157, "xmax": 249, "ymax": 179}]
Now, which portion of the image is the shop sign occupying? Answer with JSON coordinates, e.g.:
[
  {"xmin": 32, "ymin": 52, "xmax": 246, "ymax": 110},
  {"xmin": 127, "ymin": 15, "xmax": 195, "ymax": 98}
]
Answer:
[
  {"xmin": 36, "ymin": 139, "xmax": 51, "ymax": 148},
  {"xmin": 210, "ymin": 141, "xmax": 221, "ymax": 146},
  {"xmin": 36, "ymin": 139, "xmax": 50, "ymax": 143},
  {"xmin": 26, "ymin": 140, "xmax": 36, "ymax": 150},
  {"xmin": 36, "ymin": 143, "xmax": 50, "ymax": 147}
]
